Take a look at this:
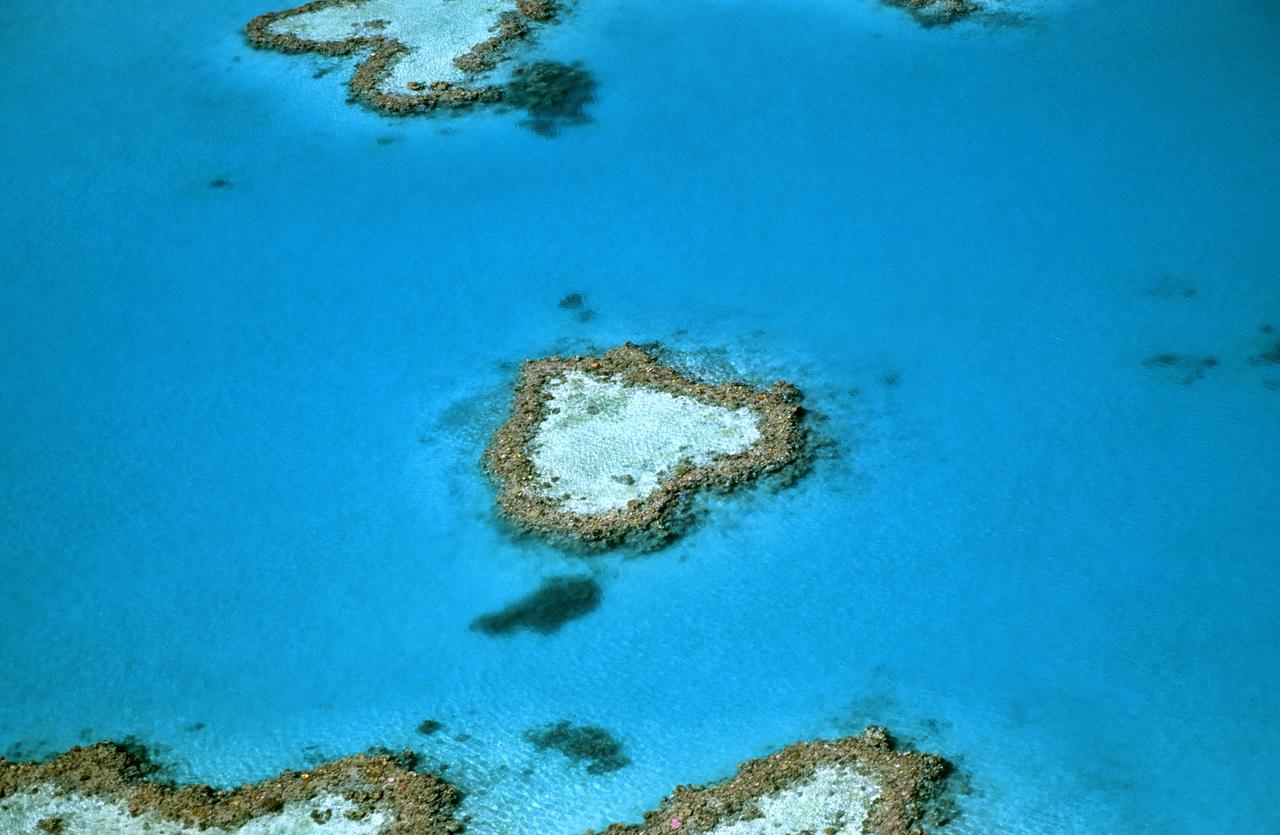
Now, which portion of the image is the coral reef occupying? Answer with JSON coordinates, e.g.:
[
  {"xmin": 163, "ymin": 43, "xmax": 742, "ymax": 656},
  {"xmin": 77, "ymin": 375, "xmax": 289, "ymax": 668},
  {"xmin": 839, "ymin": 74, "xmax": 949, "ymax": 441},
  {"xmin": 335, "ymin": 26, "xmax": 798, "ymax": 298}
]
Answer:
[
  {"xmin": 0, "ymin": 742, "xmax": 462, "ymax": 834},
  {"xmin": 245, "ymin": 0, "xmax": 560, "ymax": 114},
  {"xmin": 882, "ymin": 0, "xmax": 979, "ymax": 27},
  {"xmin": 483, "ymin": 343, "xmax": 807, "ymax": 548},
  {"xmin": 590, "ymin": 726, "xmax": 951, "ymax": 835}
]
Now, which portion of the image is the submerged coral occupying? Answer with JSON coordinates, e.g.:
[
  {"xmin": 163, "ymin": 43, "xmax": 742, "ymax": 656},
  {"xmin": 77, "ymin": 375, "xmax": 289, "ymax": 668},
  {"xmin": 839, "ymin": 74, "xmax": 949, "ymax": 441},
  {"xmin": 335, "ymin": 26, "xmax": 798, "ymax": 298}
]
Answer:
[
  {"xmin": 1250, "ymin": 338, "xmax": 1280, "ymax": 367},
  {"xmin": 483, "ymin": 343, "xmax": 807, "ymax": 548},
  {"xmin": 1143, "ymin": 353, "xmax": 1220, "ymax": 386},
  {"xmin": 525, "ymin": 721, "xmax": 630, "ymax": 774},
  {"xmin": 0, "ymin": 742, "xmax": 462, "ymax": 834},
  {"xmin": 470, "ymin": 576, "xmax": 603, "ymax": 635},
  {"xmin": 417, "ymin": 719, "xmax": 446, "ymax": 736},
  {"xmin": 591, "ymin": 726, "xmax": 951, "ymax": 835},
  {"xmin": 504, "ymin": 61, "xmax": 597, "ymax": 136}
]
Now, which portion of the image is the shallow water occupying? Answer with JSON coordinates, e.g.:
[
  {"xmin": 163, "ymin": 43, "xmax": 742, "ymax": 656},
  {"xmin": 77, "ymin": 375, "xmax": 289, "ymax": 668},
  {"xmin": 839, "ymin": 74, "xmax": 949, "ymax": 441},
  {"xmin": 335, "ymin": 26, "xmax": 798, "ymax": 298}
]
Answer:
[{"xmin": 2, "ymin": 0, "xmax": 1279, "ymax": 833}]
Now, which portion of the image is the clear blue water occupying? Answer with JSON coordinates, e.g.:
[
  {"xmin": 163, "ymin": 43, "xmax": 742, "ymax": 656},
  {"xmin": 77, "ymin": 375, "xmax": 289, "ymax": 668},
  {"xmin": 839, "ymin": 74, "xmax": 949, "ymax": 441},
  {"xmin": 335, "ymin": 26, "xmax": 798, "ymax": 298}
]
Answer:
[{"xmin": 2, "ymin": 0, "xmax": 1279, "ymax": 832}]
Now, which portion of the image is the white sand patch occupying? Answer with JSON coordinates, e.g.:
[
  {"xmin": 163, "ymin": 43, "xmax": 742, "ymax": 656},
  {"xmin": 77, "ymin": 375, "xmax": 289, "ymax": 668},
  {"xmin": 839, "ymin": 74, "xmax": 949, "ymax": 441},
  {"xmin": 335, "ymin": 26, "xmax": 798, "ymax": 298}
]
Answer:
[
  {"xmin": 530, "ymin": 372, "xmax": 761, "ymax": 514},
  {"xmin": 0, "ymin": 786, "xmax": 386, "ymax": 835},
  {"xmin": 705, "ymin": 766, "xmax": 879, "ymax": 835},
  {"xmin": 267, "ymin": 0, "xmax": 515, "ymax": 90}
]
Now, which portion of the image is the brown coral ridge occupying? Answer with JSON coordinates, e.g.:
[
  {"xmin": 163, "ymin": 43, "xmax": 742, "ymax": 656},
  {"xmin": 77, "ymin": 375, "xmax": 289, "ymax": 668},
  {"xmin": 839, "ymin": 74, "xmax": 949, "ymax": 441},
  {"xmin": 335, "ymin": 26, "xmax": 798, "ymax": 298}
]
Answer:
[
  {"xmin": 245, "ymin": 0, "xmax": 558, "ymax": 114},
  {"xmin": 590, "ymin": 726, "xmax": 951, "ymax": 835},
  {"xmin": 882, "ymin": 0, "xmax": 979, "ymax": 27},
  {"xmin": 482, "ymin": 343, "xmax": 807, "ymax": 548},
  {"xmin": 0, "ymin": 742, "xmax": 463, "ymax": 833}
]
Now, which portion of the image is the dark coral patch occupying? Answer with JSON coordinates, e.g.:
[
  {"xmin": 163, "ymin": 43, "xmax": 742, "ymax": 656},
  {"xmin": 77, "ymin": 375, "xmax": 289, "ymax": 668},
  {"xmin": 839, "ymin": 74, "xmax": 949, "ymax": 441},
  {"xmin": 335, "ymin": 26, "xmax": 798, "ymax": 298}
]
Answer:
[
  {"xmin": 1143, "ymin": 353, "xmax": 1219, "ymax": 386},
  {"xmin": 505, "ymin": 61, "xmax": 597, "ymax": 136},
  {"xmin": 524, "ymin": 721, "xmax": 630, "ymax": 774},
  {"xmin": 470, "ymin": 576, "xmax": 602, "ymax": 636},
  {"xmin": 1251, "ymin": 340, "xmax": 1280, "ymax": 367}
]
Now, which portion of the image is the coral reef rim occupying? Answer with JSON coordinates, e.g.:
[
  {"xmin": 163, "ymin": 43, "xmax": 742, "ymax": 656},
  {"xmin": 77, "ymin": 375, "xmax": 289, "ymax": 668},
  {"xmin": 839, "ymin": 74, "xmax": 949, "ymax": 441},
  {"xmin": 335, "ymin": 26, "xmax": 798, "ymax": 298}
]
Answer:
[
  {"xmin": 0, "ymin": 743, "xmax": 461, "ymax": 834},
  {"xmin": 245, "ymin": 0, "xmax": 558, "ymax": 113},
  {"xmin": 482, "ymin": 343, "xmax": 808, "ymax": 548},
  {"xmin": 1, "ymin": 728, "xmax": 948, "ymax": 835}
]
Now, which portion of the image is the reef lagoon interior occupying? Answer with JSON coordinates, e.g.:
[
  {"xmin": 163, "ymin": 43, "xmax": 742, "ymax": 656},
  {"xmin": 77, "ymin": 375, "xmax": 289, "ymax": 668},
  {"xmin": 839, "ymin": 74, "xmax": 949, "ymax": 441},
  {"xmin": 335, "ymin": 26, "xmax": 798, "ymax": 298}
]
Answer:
[{"xmin": 2, "ymin": 0, "xmax": 1279, "ymax": 832}]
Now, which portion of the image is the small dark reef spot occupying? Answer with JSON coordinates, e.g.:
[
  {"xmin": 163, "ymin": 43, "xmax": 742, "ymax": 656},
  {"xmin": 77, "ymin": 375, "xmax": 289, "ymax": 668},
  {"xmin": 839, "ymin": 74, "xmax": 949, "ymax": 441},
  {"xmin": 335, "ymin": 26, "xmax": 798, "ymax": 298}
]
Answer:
[
  {"xmin": 1143, "ymin": 353, "xmax": 1220, "ymax": 385},
  {"xmin": 209, "ymin": 178, "xmax": 231, "ymax": 189},
  {"xmin": 557, "ymin": 292, "xmax": 597, "ymax": 321},
  {"xmin": 1145, "ymin": 274, "xmax": 1197, "ymax": 299},
  {"xmin": 470, "ymin": 576, "xmax": 602, "ymax": 636},
  {"xmin": 1251, "ymin": 340, "xmax": 1280, "ymax": 367},
  {"xmin": 504, "ymin": 62, "xmax": 596, "ymax": 137},
  {"xmin": 524, "ymin": 721, "xmax": 629, "ymax": 774},
  {"xmin": 417, "ymin": 719, "xmax": 445, "ymax": 736}
]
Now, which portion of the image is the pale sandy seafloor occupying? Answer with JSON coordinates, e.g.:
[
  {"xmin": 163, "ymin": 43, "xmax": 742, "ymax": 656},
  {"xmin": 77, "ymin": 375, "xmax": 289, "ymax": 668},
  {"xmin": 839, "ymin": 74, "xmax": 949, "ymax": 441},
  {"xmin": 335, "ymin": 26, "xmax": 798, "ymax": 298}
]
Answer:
[
  {"xmin": 701, "ymin": 766, "xmax": 879, "ymax": 835},
  {"xmin": 530, "ymin": 371, "xmax": 762, "ymax": 514},
  {"xmin": 0, "ymin": 788, "xmax": 386, "ymax": 834}
]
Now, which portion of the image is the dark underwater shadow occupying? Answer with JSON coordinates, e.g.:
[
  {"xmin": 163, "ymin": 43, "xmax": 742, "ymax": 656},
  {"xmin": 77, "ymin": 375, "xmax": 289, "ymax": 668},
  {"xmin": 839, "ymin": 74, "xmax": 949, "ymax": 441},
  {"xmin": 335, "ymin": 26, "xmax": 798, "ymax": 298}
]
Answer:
[{"xmin": 469, "ymin": 575, "xmax": 603, "ymax": 636}]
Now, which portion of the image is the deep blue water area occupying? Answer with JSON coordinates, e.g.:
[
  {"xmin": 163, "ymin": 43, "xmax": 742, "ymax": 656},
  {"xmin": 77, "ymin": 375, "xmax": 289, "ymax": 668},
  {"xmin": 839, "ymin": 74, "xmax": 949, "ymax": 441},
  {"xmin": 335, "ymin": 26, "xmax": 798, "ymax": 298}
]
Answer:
[{"xmin": 2, "ymin": 0, "xmax": 1279, "ymax": 832}]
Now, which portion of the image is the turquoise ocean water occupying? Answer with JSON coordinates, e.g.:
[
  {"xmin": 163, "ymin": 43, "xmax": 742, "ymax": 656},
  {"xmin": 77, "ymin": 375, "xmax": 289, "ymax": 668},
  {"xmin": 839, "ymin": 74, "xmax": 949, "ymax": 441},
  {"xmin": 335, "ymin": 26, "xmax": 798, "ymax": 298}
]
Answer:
[{"xmin": 2, "ymin": 0, "xmax": 1279, "ymax": 832}]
